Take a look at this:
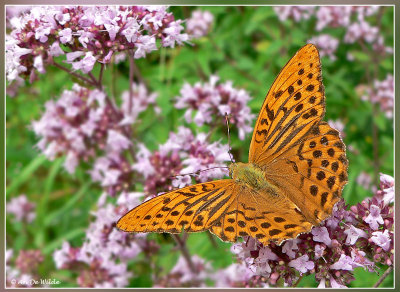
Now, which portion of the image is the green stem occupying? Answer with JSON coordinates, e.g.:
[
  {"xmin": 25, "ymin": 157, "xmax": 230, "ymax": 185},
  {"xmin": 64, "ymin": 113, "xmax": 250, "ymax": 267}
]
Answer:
[
  {"xmin": 209, "ymin": 37, "xmax": 261, "ymax": 85},
  {"xmin": 52, "ymin": 62, "xmax": 95, "ymax": 87},
  {"xmin": 358, "ymin": 39, "xmax": 381, "ymax": 185},
  {"xmin": 88, "ymin": 72, "xmax": 100, "ymax": 89},
  {"xmin": 98, "ymin": 63, "xmax": 105, "ymax": 89},
  {"xmin": 293, "ymin": 274, "xmax": 304, "ymax": 287},
  {"xmin": 172, "ymin": 234, "xmax": 197, "ymax": 274},
  {"xmin": 373, "ymin": 265, "xmax": 393, "ymax": 288},
  {"xmin": 128, "ymin": 51, "xmax": 135, "ymax": 114}
]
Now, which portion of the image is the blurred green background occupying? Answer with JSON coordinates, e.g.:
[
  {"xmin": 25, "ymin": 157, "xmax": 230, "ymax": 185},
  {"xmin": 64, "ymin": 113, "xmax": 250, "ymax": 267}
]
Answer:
[{"xmin": 6, "ymin": 6, "xmax": 393, "ymax": 287}]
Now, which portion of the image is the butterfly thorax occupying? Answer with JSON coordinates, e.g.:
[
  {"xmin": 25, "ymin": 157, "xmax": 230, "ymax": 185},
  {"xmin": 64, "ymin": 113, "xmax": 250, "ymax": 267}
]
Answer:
[{"xmin": 229, "ymin": 162, "xmax": 273, "ymax": 191}]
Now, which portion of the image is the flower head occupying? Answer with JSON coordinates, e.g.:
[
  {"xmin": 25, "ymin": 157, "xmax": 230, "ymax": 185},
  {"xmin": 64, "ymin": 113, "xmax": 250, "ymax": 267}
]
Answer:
[
  {"xmin": 175, "ymin": 75, "xmax": 255, "ymax": 140},
  {"xmin": 274, "ymin": 6, "xmax": 315, "ymax": 22},
  {"xmin": 361, "ymin": 74, "xmax": 394, "ymax": 118},
  {"xmin": 370, "ymin": 230, "xmax": 391, "ymax": 252},
  {"xmin": 289, "ymin": 255, "xmax": 315, "ymax": 274},
  {"xmin": 155, "ymin": 255, "xmax": 212, "ymax": 287},
  {"xmin": 377, "ymin": 173, "xmax": 394, "ymax": 205},
  {"xmin": 132, "ymin": 126, "xmax": 230, "ymax": 196},
  {"xmin": 364, "ymin": 204, "xmax": 384, "ymax": 230},
  {"xmin": 186, "ymin": 10, "xmax": 214, "ymax": 38},
  {"xmin": 16, "ymin": 250, "xmax": 44, "ymax": 274},
  {"xmin": 308, "ymin": 35, "xmax": 339, "ymax": 60},
  {"xmin": 7, "ymin": 194, "xmax": 36, "ymax": 223}
]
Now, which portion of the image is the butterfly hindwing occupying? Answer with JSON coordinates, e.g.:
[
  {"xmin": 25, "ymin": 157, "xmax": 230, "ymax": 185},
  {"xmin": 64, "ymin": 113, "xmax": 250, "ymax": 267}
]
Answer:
[
  {"xmin": 262, "ymin": 122, "xmax": 348, "ymax": 224},
  {"xmin": 210, "ymin": 186, "xmax": 313, "ymax": 245}
]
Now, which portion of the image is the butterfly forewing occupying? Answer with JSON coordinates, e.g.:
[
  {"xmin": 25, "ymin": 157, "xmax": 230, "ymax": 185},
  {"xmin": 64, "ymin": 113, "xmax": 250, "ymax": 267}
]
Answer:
[
  {"xmin": 117, "ymin": 180, "xmax": 237, "ymax": 234},
  {"xmin": 249, "ymin": 44, "xmax": 325, "ymax": 165}
]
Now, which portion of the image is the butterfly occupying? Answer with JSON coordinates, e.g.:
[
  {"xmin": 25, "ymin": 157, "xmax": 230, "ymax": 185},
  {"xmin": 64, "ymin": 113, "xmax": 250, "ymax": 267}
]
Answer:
[{"xmin": 117, "ymin": 44, "xmax": 348, "ymax": 245}]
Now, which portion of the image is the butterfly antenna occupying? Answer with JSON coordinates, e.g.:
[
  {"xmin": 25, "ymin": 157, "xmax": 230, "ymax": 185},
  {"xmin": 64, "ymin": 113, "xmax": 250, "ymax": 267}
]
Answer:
[
  {"xmin": 169, "ymin": 166, "xmax": 229, "ymax": 180},
  {"xmin": 225, "ymin": 113, "xmax": 235, "ymax": 163}
]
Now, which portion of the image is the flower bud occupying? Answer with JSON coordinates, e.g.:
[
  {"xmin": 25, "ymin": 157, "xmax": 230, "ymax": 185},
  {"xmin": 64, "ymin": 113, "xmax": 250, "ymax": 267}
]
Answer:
[{"xmin": 350, "ymin": 205, "xmax": 358, "ymax": 213}]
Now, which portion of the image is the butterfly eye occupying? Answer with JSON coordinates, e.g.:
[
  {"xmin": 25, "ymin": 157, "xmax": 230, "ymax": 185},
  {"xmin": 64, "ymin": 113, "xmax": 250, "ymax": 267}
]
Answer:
[{"xmin": 228, "ymin": 163, "xmax": 235, "ymax": 177}]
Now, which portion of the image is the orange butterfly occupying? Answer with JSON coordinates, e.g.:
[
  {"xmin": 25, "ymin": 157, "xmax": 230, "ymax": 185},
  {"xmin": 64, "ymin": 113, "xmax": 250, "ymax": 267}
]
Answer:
[{"xmin": 117, "ymin": 44, "xmax": 348, "ymax": 245}]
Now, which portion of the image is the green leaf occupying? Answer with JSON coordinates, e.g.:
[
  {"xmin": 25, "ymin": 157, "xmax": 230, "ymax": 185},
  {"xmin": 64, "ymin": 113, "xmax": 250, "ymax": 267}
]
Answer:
[
  {"xmin": 42, "ymin": 227, "xmax": 86, "ymax": 255},
  {"xmin": 187, "ymin": 233, "xmax": 233, "ymax": 269},
  {"xmin": 6, "ymin": 155, "xmax": 47, "ymax": 197},
  {"xmin": 350, "ymin": 51, "xmax": 370, "ymax": 62},
  {"xmin": 373, "ymin": 113, "xmax": 388, "ymax": 131},
  {"xmin": 34, "ymin": 158, "xmax": 64, "ymax": 246},
  {"xmin": 43, "ymin": 182, "xmax": 91, "ymax": 227}
]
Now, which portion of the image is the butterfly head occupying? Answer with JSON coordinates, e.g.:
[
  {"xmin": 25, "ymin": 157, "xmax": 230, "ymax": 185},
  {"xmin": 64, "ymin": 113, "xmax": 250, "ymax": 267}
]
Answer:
[{"xmin": 228, "ymin": 162, "xmax": 246, "ymax": 179}]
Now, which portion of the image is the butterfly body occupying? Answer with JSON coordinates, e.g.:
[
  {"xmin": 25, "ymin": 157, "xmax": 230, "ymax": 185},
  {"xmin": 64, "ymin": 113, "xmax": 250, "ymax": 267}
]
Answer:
[
  {"xmin": 229, "ymin": 162, "xmax": 274, "ymax": 191},
  {"xmin": 117, "ymin": 44, "xmax": 348, "ymax": 246}
]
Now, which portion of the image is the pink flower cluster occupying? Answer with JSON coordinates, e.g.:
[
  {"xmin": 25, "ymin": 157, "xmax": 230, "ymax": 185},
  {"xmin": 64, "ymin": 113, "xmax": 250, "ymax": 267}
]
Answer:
[
  {"xmin": 6, "ymin": 6, "xmax": 189, "ymax": 83},
  {"xmin": 186, "ymin": 10, "xmax": 214, "ymax": 38},
  {"xmin": 53, "ymin": 191, "xmax": 159, "ymax": 287},
  {"xmin": 361, "ymin": 74, "xmax": 394, "ymax": 118},
  {"xmin": 372, "ymin": 173, "xmax": 394, "ymax": 209},
  {"xmin": 273, "ymin": 6, "xmax": 315, "ymax": 22},
  {"xmin": 133, "ymin": 126, "xmax": 231, "ymax": 196},
  {"xmin": 213, "ymin": 262, "xmax": 261, "ymax": 287},
  {"xmin": 7, "ymin": 194, "xmax": 36, "ymax": 223},
  {"xmin": 32, "ymin": 83, "xmax": 158, "ymax": 195},
  {"xmin": 275, "ymin": 6, "xmax": 392, "ymax": 59},
  {"xmin": 6, "ymin": 249, "xmax": 44, "ymax": 287},
  {"xmin": 343, "ymin": 7, "xmax": 386, "ymax": 51},
  {"xmin": 315, "ymin": 6, "xmax": 379, "ymax": 35},
  {"xmin": 222, "ymin": 173, "xmax": 394, "ymax": 288},
  {"xmin": 155, "ymin": 255, "xmax": 212, "ymax": 287},
  {"xmin": 356, "ymin": 171, "xmax": 373, "ymax": 190},
  {"xmin": 308, "ymin": 34, "xmax": 339, "ymax": 60},
  {"xmin": 315, "ymin": 6, "xmax": 354, "ymax": 31},
  {"xmin": 6, "ymin": 6, "xmax": 32, "ymax": 21},
  {"xmin": 316, "ymin": 6, "xmax": 392, "ymax": 56},
  {"xmin": 32, "ymin": 85, "xmax": 118, "ymax": 172},
  {"xmin": 32, "ymin": 84, "xmax": 107, "ymax": 173},
  {"xmin": 318, "ymin": 7, "xmax": 392, "ymax": 55},
  {"xmin": 175, "ymin": 76, "xmax": 255, "ymax": 140}
]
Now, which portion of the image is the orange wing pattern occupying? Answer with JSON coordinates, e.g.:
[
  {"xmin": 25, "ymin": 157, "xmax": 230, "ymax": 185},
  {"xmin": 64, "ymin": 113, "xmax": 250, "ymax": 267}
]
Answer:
[
  {"xmin": 247, "ymin": 44, "xmax": 347, "ymax": 227},
  {"xmin": 117, "ymin": 180, "xmax": 237, "ymax": 234},
  {"xmin": 117, "ymin": 177, "xmax": 314, "ymax": 245},
  {"xmin": 263, "ymin": 122, "xmax": 348, "ymax": 225},
  {"xmin": 209, "ymin": 186, "xmax": 313, "ymax": 245},
  {"xmin": 249, "ymin": 44, "xmax": 325, "ymax": 165}
]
